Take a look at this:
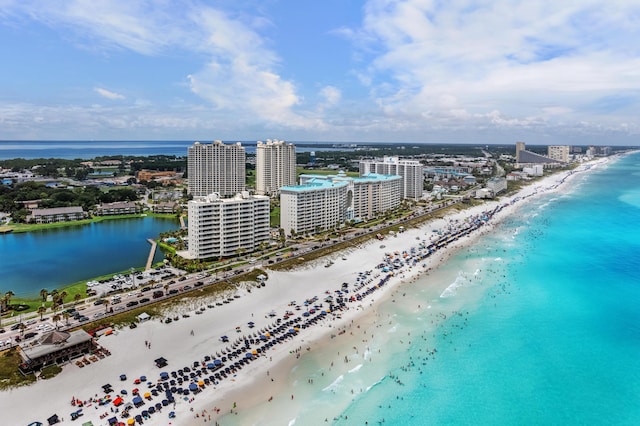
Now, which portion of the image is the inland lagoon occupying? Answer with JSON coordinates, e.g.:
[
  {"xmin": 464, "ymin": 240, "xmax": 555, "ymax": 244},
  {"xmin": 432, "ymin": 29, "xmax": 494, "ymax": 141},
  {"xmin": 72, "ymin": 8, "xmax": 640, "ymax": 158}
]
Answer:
[{"xmin": 0, "ymin": 216, "xmax": 180, "ymax": 298}]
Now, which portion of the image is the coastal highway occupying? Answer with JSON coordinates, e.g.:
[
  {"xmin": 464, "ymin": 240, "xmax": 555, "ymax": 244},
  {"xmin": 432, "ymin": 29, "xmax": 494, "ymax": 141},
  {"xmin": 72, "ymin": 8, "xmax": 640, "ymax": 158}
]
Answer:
[{"xmin": 1, "ymin": 197, "xmax": 464, "ymax": 347}]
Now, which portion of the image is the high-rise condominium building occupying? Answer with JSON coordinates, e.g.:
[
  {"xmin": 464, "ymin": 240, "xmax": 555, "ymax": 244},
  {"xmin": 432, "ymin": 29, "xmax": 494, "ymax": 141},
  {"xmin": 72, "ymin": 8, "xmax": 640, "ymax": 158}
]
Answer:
[
  {"xmin": 281, "ymin": 173, "xmax": 402, "ymax": 236},
  {"xmin": 359, "ymin": 156, "xmax": 423, "ymax": 199},
  {"xmin": 547, "ymin": 145, "xmax": 570, "ymax": 163},
  {"xmin": 188, "ymin": 140, "xmax": 246, "ymax": 197},
  {"xmin": 255, "ymin": 139, "xmax": 296, "ymax": 196},
  {"xmin": 186, "ymin": 192, "xmax": 270, "ymax": 259}
]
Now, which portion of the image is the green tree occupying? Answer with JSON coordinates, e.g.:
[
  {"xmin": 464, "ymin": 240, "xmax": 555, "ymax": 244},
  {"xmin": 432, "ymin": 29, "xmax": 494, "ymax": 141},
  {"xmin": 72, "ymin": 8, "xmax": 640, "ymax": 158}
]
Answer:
[{"xmin": 40, "ymin": 288, "xmax": 48, "ymax": 302}]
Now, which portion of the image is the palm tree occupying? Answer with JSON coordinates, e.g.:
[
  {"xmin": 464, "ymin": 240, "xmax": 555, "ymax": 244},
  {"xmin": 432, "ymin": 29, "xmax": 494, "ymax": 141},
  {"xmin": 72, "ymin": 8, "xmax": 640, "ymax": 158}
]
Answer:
[
  {"xmin": 40, "ymin": 288, "xmax": 48, "ymax": 302},
  {"xmin": 104, "ymin": 299, "xmax": 110, "ymax": 312},
  {"xmin": 52, "ymin": 313, "xmax": 61, "ymax": 329},
  {"xmin": 37, "ymin": 306, "xmax": 47, "ymax": 321},
  {"xmin": 3, "ymin": 291, "xmax": 15, "ymax": 312},
  {"xmin": 74, "ymin": 294, "xmax": 82, "ymax": 305},
  {"xmin": 62, "ymin": 311, "xmax": 71, "ymax": 326}
]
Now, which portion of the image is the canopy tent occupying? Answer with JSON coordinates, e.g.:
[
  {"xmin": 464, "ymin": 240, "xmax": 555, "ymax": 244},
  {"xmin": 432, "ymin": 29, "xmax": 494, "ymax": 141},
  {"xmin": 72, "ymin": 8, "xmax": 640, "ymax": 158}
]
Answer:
[
  {"xmin": 154, "ymin": 357, "xmax": 168, "ymax": 368},
  {"xmin": 132, "ymin": 396, "xmax": 144, "ymax": 407}
]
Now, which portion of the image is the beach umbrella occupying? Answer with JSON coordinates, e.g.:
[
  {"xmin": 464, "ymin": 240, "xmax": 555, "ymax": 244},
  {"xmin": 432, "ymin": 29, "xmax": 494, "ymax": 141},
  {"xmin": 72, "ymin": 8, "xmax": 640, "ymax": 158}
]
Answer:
[
  {"xmin": 126, "ymin": 419, "xmax": 134, "ymax": 426},
  {"xmin": 189, "ymin": 383, "xmax": 198, "ymax": 391},
  {"xmin": 143, "ymin": 392, "xmax": 151, "ymax": 399},
  {"xmin": 198, "ymin": 380, "xmax": 205, "ymax": 387},
  {"xmin": 140, "ymin": 376, "xmax": 147, "ymax": 381},
  {"xmin": 160, "ymin": 372, "xmax": 169, "ymax": 380}
]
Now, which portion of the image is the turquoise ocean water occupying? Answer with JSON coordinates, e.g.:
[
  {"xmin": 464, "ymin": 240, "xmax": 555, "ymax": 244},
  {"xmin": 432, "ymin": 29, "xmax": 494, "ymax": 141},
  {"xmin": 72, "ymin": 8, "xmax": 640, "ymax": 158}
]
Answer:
[{"xmin": 223, "ymin": 153, "xmax": 640, "ymax": 426}]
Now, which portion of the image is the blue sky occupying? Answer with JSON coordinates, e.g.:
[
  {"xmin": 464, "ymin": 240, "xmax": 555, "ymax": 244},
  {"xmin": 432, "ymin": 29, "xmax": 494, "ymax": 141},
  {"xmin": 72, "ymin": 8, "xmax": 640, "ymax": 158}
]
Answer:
[{"xmin": 1, "ymin": 0, "xmax": 639, "ymax": 145}]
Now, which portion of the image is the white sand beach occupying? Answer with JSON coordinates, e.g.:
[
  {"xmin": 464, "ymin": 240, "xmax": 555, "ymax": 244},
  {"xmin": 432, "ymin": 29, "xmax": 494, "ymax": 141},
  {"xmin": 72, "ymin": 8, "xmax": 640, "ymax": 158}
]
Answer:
[{"xmin": 0, "ymin": 158, "xmax": 609, "ymax": 426}]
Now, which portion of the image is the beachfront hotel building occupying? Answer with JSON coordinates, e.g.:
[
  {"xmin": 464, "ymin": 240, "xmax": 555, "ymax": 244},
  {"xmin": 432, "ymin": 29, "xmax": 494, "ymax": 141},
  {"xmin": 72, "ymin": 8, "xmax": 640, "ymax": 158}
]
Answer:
[
  {"xmin": 359, "ymin": 156, "xmax": 423, "ymax": 200},
  {"xmin": 255, "ymin": 139, "xmax": 296, "ymax": 196},
  {"xmin": 185, "ymin": 192, "xmax": 270, "ymax": 259},
  {"xmin": 188, "ymin": 140, "xmax": 246, "ymax": 197},
  {"xmin": 281, "ymin": 173, "xmax": 402, "ymax": 236}
]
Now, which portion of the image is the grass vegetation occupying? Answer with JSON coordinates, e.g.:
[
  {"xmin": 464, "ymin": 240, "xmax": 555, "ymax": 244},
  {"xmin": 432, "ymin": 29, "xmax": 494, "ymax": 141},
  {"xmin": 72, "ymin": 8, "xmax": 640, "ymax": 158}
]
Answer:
[
  {"xmin": 295, "ymin": 167, "xmax": 358, "ymax": 177},
  {"xmin": 39, "ymin": 364, "xmax": 62, "ymax": 380},
  {"xmin": 0, "ymin": 348, "xmax": 36, "ymax": 390}
]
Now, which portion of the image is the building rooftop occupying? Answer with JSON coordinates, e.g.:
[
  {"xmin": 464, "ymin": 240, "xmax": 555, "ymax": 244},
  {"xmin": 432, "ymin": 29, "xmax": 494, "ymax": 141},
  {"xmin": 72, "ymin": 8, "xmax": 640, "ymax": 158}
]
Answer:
[{"xmin": 20, "ymin": 329, "xmax": 93, "ymax": 361}]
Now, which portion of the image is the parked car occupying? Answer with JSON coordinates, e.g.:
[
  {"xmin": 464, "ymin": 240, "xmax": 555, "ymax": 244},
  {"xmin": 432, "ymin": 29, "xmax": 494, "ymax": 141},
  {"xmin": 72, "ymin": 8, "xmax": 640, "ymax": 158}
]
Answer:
[{"xmin": 126, "ymin": 301, "xmax": 139, "ymax": 307}]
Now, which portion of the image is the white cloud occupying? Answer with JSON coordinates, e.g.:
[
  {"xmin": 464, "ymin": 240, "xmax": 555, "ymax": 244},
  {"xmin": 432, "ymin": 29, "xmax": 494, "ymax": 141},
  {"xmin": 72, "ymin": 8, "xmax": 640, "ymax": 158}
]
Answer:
[
  {"xmin": 320, "ymin": 86, "xmax": 341, "ymax": 106},
  {"xmin": 2, "ymin": 0, "xmax": 640, "ymax": 143},
  {"xmin": 94, "ymin": 87, "xmax": 125, "ymax": 100},
  {"xmin": 353, "ymin": 0, "xmax": 640, "ymax": 140}
]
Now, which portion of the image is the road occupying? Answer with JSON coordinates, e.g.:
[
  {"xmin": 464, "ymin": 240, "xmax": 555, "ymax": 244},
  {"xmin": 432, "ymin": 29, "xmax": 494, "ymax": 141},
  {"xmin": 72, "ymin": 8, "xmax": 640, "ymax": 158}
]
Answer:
[{"xmin": 1, "ymin": 198, "xmax": 464, "ymax": 348}]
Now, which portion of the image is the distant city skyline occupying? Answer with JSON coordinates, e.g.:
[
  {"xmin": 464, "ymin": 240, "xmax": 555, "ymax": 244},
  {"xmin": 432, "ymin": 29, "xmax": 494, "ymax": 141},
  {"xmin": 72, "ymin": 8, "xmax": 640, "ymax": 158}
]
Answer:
[{"xmin": 1, "ymin": 1, "xmax": 639, "ymax": 146}]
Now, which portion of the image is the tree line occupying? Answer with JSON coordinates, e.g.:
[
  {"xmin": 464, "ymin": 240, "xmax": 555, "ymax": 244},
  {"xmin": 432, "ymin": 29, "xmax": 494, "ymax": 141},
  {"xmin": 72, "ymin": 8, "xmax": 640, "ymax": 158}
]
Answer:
[{"xmin": 0, "ymin": 181, "xmax": 140, "ymax": 222}]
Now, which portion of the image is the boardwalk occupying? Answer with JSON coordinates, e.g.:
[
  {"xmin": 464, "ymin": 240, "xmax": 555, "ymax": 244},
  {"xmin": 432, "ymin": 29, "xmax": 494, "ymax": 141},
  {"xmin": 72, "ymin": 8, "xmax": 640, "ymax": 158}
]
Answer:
[{"xmin": 145, "ymin": 238, "xmax": 157, "ymax": 270}]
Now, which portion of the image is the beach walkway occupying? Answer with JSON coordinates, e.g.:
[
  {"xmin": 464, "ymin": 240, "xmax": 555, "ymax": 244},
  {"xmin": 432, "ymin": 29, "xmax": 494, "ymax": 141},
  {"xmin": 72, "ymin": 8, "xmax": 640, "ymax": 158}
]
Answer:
[{"xmin": 145, "ymin": 238, "xmax": 157, "ymax": 270}]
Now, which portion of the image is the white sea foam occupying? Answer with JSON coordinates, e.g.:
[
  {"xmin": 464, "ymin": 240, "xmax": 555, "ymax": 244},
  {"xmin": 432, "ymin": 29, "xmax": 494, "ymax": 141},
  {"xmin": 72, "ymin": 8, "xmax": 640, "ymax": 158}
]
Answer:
[
  {"xmin": 323, "ymin": 374, "xmax": 344, "ymax": 392},
  {"xmin": 349, "ymin": 364, "xmax": 363, "ymax": 373},
  {"xmin": 440, "ymin": 271, "xmax": 468, "ymax": 298},
  {"xmin": 365, "ymin": 376, "xmax": 386, "ymax": 393},
  {"xmin": 288, "ymin": 419, "xmax": 296, "ymax": 426}
]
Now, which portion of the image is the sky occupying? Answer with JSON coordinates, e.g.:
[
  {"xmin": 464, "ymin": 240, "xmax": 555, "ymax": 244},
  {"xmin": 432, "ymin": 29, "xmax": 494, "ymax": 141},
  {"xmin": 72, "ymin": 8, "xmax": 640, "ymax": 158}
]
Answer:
[{"xmin": 0, "ymin": 0, "xmax": 639, "ymax": 146}]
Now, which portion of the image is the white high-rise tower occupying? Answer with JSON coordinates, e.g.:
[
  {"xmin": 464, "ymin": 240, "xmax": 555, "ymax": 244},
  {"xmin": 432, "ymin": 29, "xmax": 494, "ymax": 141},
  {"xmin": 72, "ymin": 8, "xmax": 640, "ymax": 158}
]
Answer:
[{"xmin": 255, "ymin": 139, "xmax": 296, "ymax": 196}]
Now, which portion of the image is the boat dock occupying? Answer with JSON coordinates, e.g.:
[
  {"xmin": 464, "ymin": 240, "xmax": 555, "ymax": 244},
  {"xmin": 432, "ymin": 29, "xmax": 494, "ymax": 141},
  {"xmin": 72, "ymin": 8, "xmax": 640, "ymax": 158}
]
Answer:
[{"xmin": 145, "ymin": 238, "xmax": 157, "ymax": 270}]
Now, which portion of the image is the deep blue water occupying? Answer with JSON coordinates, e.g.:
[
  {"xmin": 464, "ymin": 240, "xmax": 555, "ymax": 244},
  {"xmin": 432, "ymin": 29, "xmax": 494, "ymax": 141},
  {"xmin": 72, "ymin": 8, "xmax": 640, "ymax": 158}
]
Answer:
[
  {"xmin": 0, "ymin": 140, "xmax": 350, "ymax": 160},
  {"xmin": 0, "ymin": 217, "xmax": 180, "ymax": 298}
]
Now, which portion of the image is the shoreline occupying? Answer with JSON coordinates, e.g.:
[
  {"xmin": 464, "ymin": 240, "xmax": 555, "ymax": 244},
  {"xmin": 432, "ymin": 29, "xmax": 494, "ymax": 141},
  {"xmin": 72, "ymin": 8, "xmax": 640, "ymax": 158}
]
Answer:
[{"xmin": 0, "ymin": 157, "xmax": 613, "ymax": 426}]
